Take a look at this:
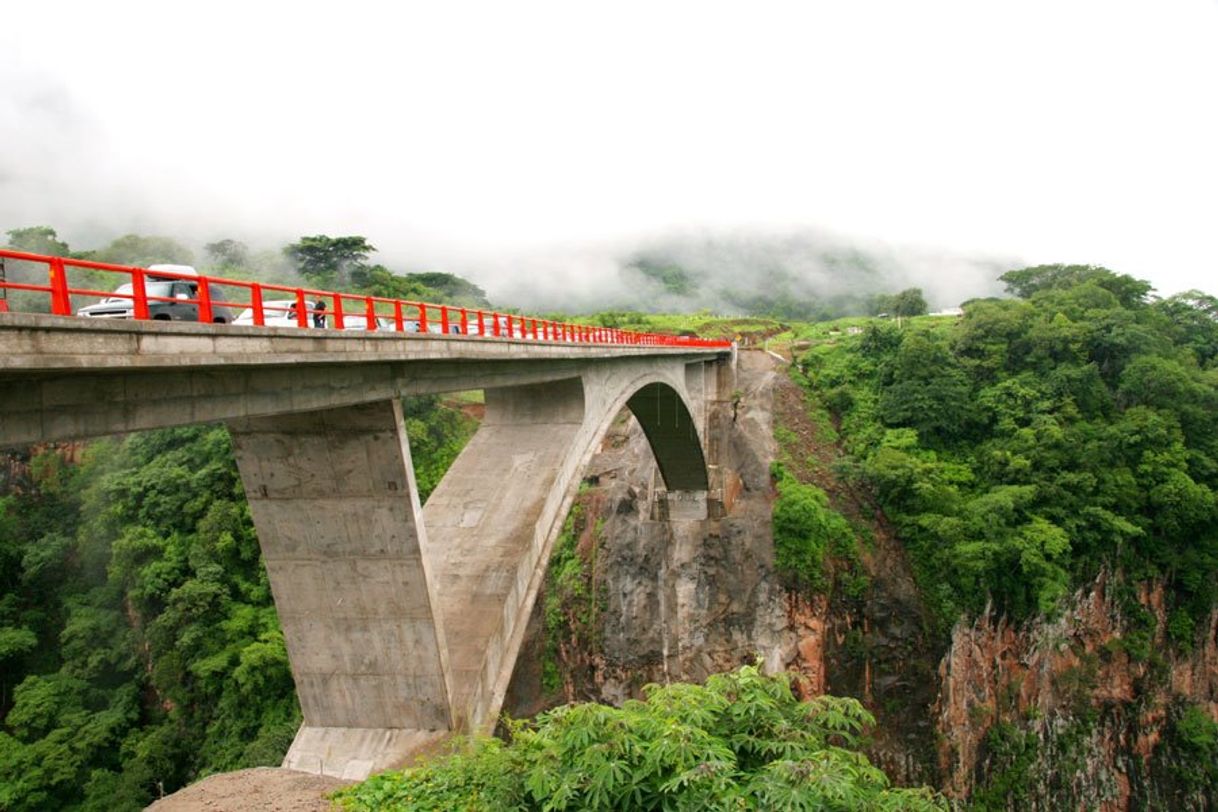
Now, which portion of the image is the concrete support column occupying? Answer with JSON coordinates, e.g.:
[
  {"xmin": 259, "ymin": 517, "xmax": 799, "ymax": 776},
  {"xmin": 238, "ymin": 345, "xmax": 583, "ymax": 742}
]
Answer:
[
  {"xmin": 422, "ymin": 378, "xmax": 587, "ymax": 730},
  {"xmin": 227, "ymin": 399, "xmax": 453, "ymax": 779}
]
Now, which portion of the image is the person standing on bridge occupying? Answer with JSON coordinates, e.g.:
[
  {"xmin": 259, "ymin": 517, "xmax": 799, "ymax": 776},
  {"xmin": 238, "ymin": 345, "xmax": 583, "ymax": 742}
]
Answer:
[{"xmin": 313, "ymin": 299, "xmax": 327, "ymax": 328}]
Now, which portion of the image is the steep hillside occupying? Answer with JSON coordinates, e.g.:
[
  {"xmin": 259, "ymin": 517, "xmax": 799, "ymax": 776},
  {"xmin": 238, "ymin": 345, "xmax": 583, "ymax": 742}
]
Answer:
[{"xmin": 508, "ymin": 266, "xmax": 1218, "ymax": 808}]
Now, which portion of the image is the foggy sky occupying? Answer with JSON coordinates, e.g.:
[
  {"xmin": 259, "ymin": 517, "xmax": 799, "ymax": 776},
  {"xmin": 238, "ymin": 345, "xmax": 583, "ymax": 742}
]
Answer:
[{"xmin": 2, "ymin": 1, "xmax": 1217, "ymax": 305}]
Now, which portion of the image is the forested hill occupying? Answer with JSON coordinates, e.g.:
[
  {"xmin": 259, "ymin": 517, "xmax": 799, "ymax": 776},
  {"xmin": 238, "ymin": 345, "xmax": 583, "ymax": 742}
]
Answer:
[
  {"xmin": 795, "ymin": 264, "xmax": 1218, "ymax": 632},
  {"xmin": 497, "ymin": 231, "xmax": 1008, "ymax": 319},
  {"xmin": 0, "ymin": 400, "xmax": 477, "ymax": 810},
  {"xmin": 2, "ymin": 227, "xmax": 491, "ymax": 309}
]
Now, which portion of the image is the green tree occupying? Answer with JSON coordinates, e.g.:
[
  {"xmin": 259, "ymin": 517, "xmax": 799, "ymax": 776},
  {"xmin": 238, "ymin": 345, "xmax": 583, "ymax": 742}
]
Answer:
[
  {"xmin": 4, "ymin": 226, "xmax": 70, "ymax": 256},
  {"xmin": 999, "ymin": 264, "xmax": 1152, "ymax": 309},
  {"xmin": 893, "ymin": 287, "xmax": 928, "ymax": 318},
  {"xmin": 283, "ymin": 235, "xmax": 375, "ymax": 288}
]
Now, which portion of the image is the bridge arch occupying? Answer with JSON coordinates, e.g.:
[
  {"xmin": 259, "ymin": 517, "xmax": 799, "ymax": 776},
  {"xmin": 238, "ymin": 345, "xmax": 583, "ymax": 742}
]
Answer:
[
  {"xmin": 417, "ymin": 361, "xmax": 715, "ymax": 730},
  {"xmin": 624, "ymin": 381, "xmax": 709, "ymax": 491},
  {"xmin": 217, "ymin": 356, "xmax": 728, "ymax": 778}
]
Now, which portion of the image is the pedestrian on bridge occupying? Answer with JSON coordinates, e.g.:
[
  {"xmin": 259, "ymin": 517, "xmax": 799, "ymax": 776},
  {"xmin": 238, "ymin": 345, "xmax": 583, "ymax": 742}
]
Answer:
[{"xmin": 313, "ymin": 299, "xmax": 327, "ymax": 328}]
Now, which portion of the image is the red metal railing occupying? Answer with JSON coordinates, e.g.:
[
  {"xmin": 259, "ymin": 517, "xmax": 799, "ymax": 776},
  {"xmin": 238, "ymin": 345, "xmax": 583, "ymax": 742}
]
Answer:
[{"xmin": 0, "ymin": 250, "xmax": 732, "ymax": 349}]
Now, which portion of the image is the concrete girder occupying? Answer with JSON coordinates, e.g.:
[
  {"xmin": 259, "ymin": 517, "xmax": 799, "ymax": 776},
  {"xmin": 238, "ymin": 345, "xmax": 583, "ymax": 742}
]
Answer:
[{"xmin": 223, "ymin": 359, "xmax": 723, "ymax": 779}]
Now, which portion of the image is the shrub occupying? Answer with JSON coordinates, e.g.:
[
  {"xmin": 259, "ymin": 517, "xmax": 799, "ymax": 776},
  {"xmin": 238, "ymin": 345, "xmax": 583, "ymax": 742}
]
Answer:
[{"xmin": 333, "ymin": 664, "xmax": 945, "ymax": 811}]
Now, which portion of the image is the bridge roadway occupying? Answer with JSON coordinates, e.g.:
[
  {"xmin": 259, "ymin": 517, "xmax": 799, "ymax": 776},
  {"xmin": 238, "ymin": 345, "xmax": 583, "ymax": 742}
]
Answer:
[{"xmin": 0, "ymin": 313, "xmax": 735, "ymax": 779}]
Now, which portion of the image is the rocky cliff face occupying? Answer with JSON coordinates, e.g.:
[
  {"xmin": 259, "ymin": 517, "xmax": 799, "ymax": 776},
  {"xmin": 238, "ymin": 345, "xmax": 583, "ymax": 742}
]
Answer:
[
  {"xmin": 502, "ymin": 350, "xmax": 1218, "ymax": 808},
  {"xmin": 937, "ymin": 575, "xmax": 1218, "ymax": 810},
  {"xmin": 504, "ymin": 350, "xmax": 792, "ymax": 715}
]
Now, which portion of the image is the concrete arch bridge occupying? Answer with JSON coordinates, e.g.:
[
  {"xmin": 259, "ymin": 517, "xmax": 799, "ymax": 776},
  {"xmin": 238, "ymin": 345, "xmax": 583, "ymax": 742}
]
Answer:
[{"xmin": 0, "ymin": 312, "xmax": 734, "ymax": 778}]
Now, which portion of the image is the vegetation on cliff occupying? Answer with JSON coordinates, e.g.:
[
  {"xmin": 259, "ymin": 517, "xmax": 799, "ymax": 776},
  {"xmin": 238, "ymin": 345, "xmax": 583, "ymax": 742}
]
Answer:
[
  {"xmin": 335, "ymin": 664, "xmax": 945, "ymax": 811},
  {"xmin": 794, "ymin": 265, "xmax": 1218, "ymax": 638}
]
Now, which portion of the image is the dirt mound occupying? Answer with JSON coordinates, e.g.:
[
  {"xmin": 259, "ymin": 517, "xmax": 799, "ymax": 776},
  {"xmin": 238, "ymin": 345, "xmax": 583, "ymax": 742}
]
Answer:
[{"xmin": 146, "ymin": 767, "xmax": 349, "ymax": 811}]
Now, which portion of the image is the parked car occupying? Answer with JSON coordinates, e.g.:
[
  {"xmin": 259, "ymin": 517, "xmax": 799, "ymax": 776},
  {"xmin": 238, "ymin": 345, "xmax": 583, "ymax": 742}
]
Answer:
[
  {"xmin": 234, "ymin": 301, "xmax": 401, "ymax": 331},
  {"xmin": 76, "ymin": 265, "xmax": 233, "ymax": 323},
  {"xmin": 463, "ymin": 314, "xmax": 523, "ymax": 338},
  {"xmin": 338, "ymin": 314, "xmax": 395, "ymax": 331},
  {"xmin": 233, "ymin": 299, "xmax": 315, "ymax": 327}
]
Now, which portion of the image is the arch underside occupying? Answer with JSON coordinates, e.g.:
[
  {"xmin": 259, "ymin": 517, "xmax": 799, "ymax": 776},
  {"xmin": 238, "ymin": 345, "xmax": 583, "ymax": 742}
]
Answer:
[
  {"xmin": 626, "ymin": 381, "xmax": 709, "ymax": 492},
  {"xmin": 420, "ymin": 370, "xmax": 711, "ymax": 731}
]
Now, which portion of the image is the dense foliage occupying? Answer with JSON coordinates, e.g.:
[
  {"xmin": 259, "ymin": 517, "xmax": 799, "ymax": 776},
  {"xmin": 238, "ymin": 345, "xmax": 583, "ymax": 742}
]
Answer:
[
  {"xmin": 402, "ymin": 395, "xmax": 480, "ymax": 502},
  {"xmin": 796, "ymin": 265, "xmax": 1218, "ymax": 633},
  {"xmin": 335, "ymin": 664, "xmax": 945, "ymax": 811},
  {"xmin": 0, "ymin": 428, "xmax": 295, "ymax": 810},
  {"xmin": 770, "ymin": 464, "xmax": 855, "ymax": 593},
  {"xmin": 0, "ymin": 397, "xmax": 478, "ymax": 810}
]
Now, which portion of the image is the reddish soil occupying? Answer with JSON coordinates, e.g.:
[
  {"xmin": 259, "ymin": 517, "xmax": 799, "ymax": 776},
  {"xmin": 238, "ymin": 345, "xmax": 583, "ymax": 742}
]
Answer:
[{"xmin": 146, "ymin": 768, "xmax": 349, "ymax": 812}]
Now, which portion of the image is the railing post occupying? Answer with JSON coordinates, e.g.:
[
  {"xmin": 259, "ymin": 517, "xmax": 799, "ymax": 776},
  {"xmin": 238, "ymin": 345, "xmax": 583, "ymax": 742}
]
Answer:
[
  {"xmin": 197, "ymin": 277, "xmax": 214, "ymax": 323},
  {"xmin": 295, "ymin": 289, "xmax": 309, "ymax": 327},
  {"xmin": 394, "ymin": 300, "xmax": 404, "ymax": 332},
  {"xmin": 477, "ymin": 310, "xmax": 485, "ymax": 337},
  {"xmin": 460, "ymin": 308, "xmax": 468, "ymax": 336},
  {"xmin": 492, "ymin": 312, "xmax": 501, "ymax": 337},
  {"xmin": 440, "ymin": 305, "xmax": 450, "ymax": 335},
  {"xmin": 530, "ymin": 319, "xmax": 538, "ymax": 340},
  {"xmin": 418, "ymin": 303, "xmax": 428, "ymax": 333},
  {"xmin": 251, "ymin": 284, "xmax": 265, "ymax": 326},
  {"xmin": 130, "ymin": 268, "xmax": 150, "ymax": 320},
  {"xmin": 365, "ymin": 296, "xmax": 377, "ymax": 330},
  {"xmin": 332, "ymin": 294, "xmax": 344, "ymax": 328},
  {"xmin": 48, "ymin": 257, "xmax": 72, "ymax": 315}
]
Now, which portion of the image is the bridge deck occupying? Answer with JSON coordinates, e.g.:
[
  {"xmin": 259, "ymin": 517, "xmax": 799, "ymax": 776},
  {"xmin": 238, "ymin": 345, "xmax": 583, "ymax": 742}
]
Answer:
[{"xmin": 0, "ymin": 312, "xmax": 725, "ymax": 372}]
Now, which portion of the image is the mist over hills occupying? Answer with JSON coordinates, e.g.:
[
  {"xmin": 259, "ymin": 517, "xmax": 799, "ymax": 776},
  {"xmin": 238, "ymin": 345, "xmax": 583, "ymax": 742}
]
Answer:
[{"xmin": 486, "ymin": 230, "xmax": 1013, "ymax": 318}]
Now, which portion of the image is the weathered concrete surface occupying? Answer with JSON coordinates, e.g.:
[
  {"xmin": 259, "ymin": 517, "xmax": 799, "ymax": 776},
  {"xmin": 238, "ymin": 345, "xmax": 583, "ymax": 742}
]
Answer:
[
  {"xmin": 281, "ymin": 727, "xmax": 449, "ymax": 780},
  {"xmin": 0, "ymin": 313, "xmax": 724, "ymax": 447},
  {"xmin": 0, "ymin": 311, "xmax": 716, "ymax": 371},
  {"xmin": 421, "ymin": 359, "xmax": 732, "ymax": 736},
  {"xmin": 228, "ymin": 400, "xmax": 454, "ymax": 778},
  {"xmin": 504, "ymin": 348, "xmax": 786, "ymax": 718}
]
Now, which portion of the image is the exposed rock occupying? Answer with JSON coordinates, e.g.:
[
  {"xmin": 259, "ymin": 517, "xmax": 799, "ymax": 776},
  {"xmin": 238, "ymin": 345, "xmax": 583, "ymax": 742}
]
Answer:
[
  {"xmin": 503, "ymin": 350, "xmax": 794, "ymax": 709},
  {"xmin": 935, "ymin": 573, "xmax": 1218, "ymax": 809}
]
